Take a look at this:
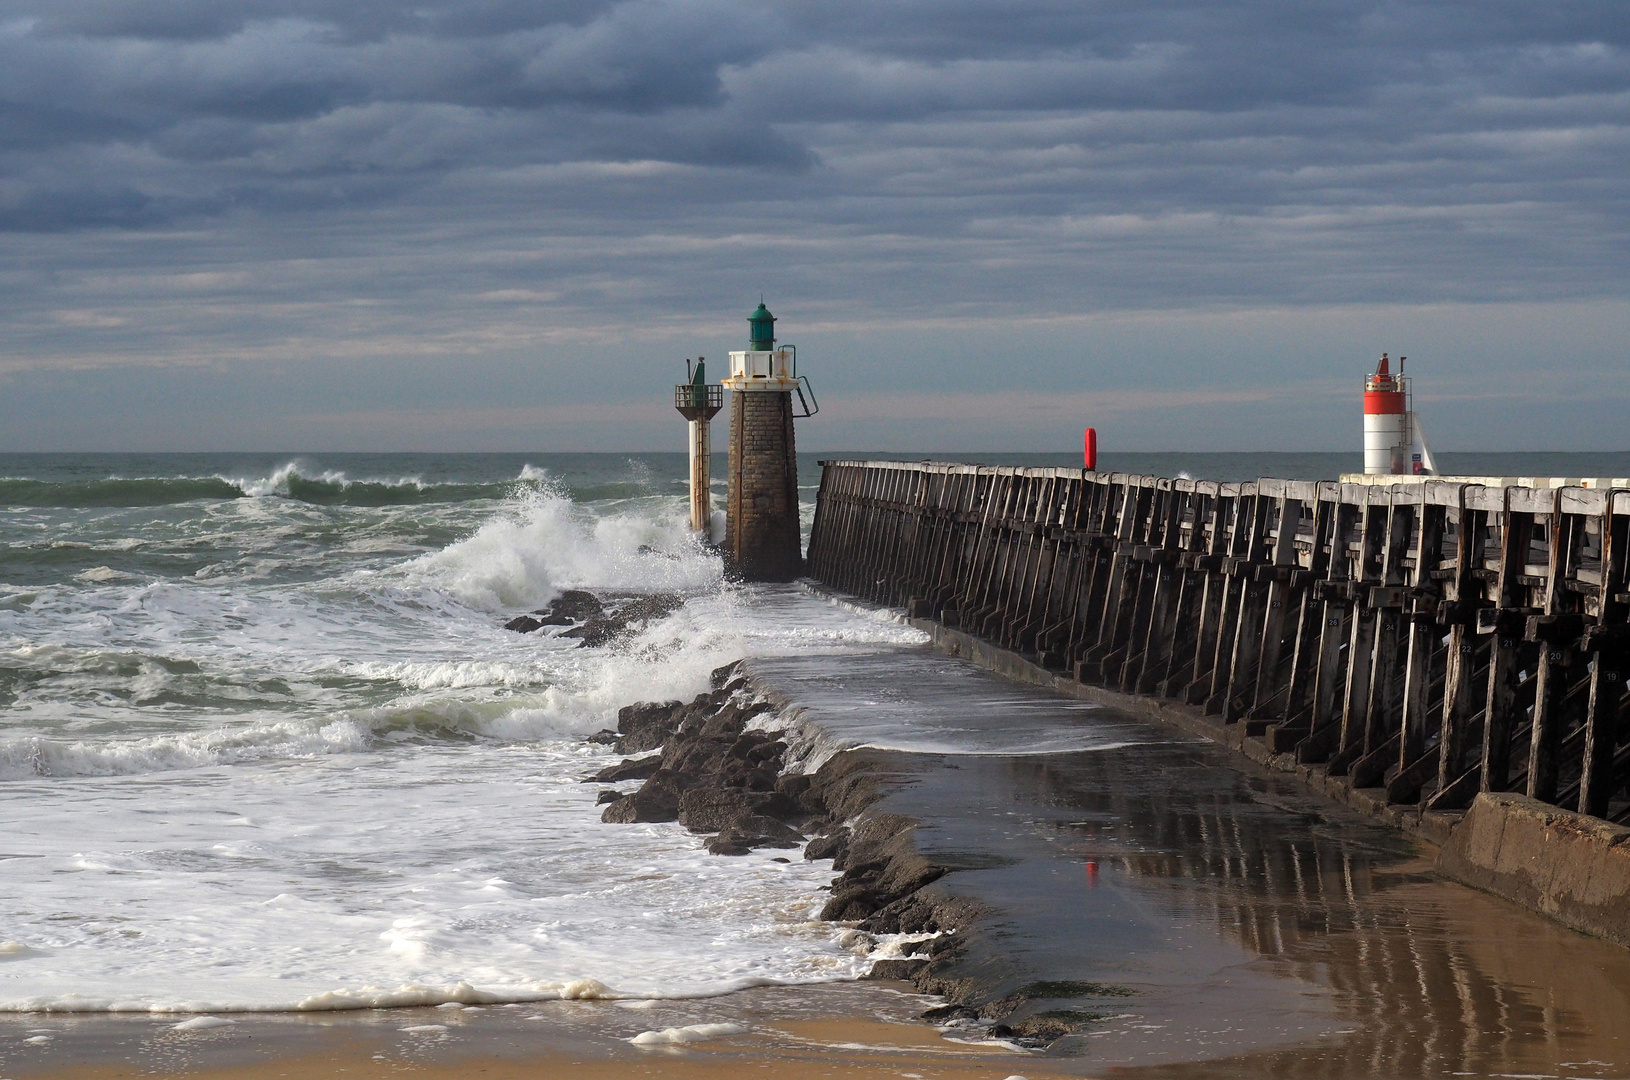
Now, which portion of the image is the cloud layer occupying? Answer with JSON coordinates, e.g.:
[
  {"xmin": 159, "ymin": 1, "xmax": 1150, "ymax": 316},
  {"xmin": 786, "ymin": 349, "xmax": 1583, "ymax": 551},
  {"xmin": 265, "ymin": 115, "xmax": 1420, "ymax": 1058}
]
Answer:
[{"xmin": 1, "ymin": 0, "xmax": 1626, "ymax": 449}]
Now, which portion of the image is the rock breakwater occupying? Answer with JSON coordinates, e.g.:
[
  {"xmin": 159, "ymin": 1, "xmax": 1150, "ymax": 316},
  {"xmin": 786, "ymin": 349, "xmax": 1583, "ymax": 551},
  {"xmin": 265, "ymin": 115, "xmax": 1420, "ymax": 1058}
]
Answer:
[{"xmin": 586, "ymin": 659, "xmax": 1106, "ymax": 1045}]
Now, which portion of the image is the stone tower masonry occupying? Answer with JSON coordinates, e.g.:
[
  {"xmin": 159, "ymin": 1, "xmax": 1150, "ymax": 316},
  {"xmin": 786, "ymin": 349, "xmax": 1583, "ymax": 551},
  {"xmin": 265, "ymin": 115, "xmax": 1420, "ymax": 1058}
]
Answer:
[{"xmin": 721, "ymin": 303, "xmax": 805, "ymax": 581}]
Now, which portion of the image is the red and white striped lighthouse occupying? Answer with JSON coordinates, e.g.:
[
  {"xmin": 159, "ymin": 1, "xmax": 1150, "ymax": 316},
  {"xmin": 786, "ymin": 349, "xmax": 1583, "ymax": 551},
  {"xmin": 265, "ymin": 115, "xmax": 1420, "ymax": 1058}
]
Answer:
[
  {"xmin": 1363, "ymin": 353, "xmax": 1436, "ymax": 476},
  {"xmin": 1363, "ymin": 353, "xmax": 1408, "ymax": 474}
]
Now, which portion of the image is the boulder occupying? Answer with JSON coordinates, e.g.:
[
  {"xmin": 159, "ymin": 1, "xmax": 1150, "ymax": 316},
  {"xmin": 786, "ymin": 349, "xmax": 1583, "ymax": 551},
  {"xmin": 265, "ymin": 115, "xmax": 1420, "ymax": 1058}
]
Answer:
[
  {"xmin": 819, "ymin": 815, "xmax": 946, "ymax": 922},
  {"xmin": 705, "ymin": 817, "xmax": 804, "ymax": 855},
  {"xmin": 600, "ymin": 772, "xmax": 683, "ymax": 823},
  {"xmin": 562, "ymin": 593, "xmax": 685, "ymax": 648},
  {"xmin": 586, "ymin": 755, "xmax": 663, "ymax": 784},
  {"xmin": 709, "ymin": 660, "xmax": 743, "ymax": 688},
  {"xmin": 503, "ymin": 615, "xmax": 543, "ymax": 633},
  {"xmin": 677, "ymin": 788, "xmax": 802, "ymax": 833},
  {"xmin": 867, "ymin": 959, "xmax": 930, "ymax": 981},
  {"xmin": 536, "ymin": 589, "xmax": 604, "ymax": 623},
  {"xmin": 615, "ymin": 700, "xmax": 684, "ymax": 755},
  {"xmin": 803, "ymin": 828, "xmax": 850, "ymax": 865}
]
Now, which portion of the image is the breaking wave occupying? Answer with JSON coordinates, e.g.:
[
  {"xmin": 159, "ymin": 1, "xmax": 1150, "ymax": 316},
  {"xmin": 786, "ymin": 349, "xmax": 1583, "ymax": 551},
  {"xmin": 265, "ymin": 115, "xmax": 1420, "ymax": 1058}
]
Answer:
[{"xmin": 0, "ymin": 463, "xmax": 553, "ymax": 508}]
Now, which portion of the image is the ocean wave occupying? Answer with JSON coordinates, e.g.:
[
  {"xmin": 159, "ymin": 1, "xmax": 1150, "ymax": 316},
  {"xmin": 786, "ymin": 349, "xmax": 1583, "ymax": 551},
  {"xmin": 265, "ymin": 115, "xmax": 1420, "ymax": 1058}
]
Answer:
[
  {"xmin": 0, "ymin": 476, "xmax": 244, "ymax": 507},
  {"xmin": 0, "ymin": 463, "xmax": 548, "ymax": 509},
  {"xmin": 400, "ymin": 486, "xmax": 720, "ymax": 612},
  {"xmin": 0, "ymin": 690, "xmax": 608, "ymax": 780}
]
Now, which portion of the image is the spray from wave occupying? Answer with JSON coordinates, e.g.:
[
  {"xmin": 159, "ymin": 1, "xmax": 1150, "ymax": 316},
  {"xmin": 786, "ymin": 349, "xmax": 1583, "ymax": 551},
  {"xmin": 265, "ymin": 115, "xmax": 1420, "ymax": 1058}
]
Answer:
[{"xmin": 400, "ymin": 480, "xmax": 722, "ymax": 613}]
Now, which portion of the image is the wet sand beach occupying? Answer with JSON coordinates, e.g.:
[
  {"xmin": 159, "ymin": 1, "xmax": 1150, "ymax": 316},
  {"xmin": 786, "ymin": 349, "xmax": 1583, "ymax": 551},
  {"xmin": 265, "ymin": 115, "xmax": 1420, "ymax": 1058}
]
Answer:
[{"xmin": 0, "ymin": 983, "xmax": 1067, "ymax": 1079}]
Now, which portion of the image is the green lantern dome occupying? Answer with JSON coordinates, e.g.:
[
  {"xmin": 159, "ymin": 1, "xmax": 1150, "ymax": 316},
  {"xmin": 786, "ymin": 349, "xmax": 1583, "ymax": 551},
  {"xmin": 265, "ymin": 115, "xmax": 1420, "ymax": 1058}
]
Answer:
[{"xmin": 747, "ymin": 302, "xmax": 775, "ymax": 351}]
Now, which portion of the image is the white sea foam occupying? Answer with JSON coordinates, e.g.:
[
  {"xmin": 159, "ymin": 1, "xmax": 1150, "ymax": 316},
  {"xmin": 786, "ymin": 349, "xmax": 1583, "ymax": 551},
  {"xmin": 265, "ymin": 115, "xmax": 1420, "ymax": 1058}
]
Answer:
[
  {"xmin": 172, "ymin": 1016, "xmax": 236, "ymax": 1030},
  {"xmin": 0, "ymin": 460, "xmax": 928, "ymax": 1013},
  {"xmin": 402, "ymin": 485, "xmax": 720, "ymax": 612},
  {"xmin": 630, "ymin": 1022, "xmax": 749, "ymax": 1045}
]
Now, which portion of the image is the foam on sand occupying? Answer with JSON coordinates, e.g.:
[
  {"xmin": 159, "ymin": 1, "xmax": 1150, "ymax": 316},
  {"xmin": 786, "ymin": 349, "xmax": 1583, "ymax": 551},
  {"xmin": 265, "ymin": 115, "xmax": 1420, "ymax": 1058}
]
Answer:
[{"xmin": 629, "ymin": 1022, "xmax": 750, "ymax": 1045}]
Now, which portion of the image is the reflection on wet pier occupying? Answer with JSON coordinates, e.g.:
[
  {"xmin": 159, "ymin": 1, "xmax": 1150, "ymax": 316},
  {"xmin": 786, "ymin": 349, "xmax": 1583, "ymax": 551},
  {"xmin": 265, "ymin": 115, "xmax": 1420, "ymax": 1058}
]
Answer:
[
  {"xmin": 754, "ymin": 650, "xmax": 1630, "ymax": 1078},
  {"xmin": 1018, "ymin": 752, "xmax": 1630, "ymax": 1078}
]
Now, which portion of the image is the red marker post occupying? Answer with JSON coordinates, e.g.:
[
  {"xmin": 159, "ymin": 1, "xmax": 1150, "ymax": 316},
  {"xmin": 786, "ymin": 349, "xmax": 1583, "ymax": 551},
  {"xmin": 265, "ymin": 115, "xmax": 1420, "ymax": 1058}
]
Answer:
[{"xmin": 1083, "ymin": 427, "xmax": 1098, "ymax": 470}]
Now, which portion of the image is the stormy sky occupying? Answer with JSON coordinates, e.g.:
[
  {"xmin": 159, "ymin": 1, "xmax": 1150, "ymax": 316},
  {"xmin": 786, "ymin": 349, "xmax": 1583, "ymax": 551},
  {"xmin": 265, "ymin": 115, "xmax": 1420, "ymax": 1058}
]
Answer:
[{"xmin": 2, "ymin": 0, "xmax": 1627, "ymax": 452}]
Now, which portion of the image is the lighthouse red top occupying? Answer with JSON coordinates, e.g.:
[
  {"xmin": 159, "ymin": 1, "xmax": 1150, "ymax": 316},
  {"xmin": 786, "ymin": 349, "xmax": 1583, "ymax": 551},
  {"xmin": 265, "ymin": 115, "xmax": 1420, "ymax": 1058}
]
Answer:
[{"xmin": 1364, "ymin": 352, "xmax": 1406, "ymax": 414}]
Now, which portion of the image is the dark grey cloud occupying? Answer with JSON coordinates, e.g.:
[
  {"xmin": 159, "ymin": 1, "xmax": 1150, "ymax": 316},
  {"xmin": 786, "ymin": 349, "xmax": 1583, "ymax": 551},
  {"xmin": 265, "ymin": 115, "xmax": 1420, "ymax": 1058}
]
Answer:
[
  {"xmin": 1, "ymin": 0, "xmax": 1623, "ymax": 209},
  {"xmin": 0, "ymin": 0, "xmax": 1626, "ymax": 450}
]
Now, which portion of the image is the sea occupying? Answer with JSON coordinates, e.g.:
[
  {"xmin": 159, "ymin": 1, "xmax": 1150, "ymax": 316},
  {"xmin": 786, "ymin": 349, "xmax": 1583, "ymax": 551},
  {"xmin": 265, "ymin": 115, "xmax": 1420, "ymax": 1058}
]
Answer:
[{"xmin": 2, "ymin": 449, "xmax": 1625, "ymax": 1016}]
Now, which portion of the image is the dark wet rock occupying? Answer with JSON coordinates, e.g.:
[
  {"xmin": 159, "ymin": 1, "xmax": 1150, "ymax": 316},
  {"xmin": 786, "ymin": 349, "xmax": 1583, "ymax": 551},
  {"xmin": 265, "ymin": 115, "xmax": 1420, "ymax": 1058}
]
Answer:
[
  {"xmin": 803, "ymin": 828, "xmax": 850, "ymax": 865},
  {"xmin": 867, "ymin": 958, "xmax": 930, "ymax": 981},
  {"xmin": 919, "ymin": 1003, "xmax": 977, "ymax": 1021},
  {"xmin": 775, "ymin": 772, "xmax": 813, "ymax": 802},
  {"xmin": 710, "ymin": 660, "xmax": 743, "ymax": 688},
  {"xmin": 677, "ymin": 788, "xmax": 802, "ymax": 833},
  {"xmin": 799, "ymin": 750, "xmax": 897, "ymax": 825},
  {"xmin": 535, "ymin": 589, "xmax": 604, "ymax": 623},
  {"xmin": 822, "ymin": 882, "xmax": 890, "ymax": 921},
  {"xmin": 563, "ymin": 593, "xmax": 685, "ymax": 649},
  {"xmin": 615, "ymin": 700, "xmax": 684, "ymax": 755},
  {"xmin": 600, "ymin": 772, "xmax": 683, "ymax": 823},
  {"xmin": 586, "ymin": 755, "xmax": 663, "ymax": 784},
  {"xmin": 705, "ymin": 832, "xmax": 755, "ymax": 856},
  {"xmin": 976, "ymin": 994, "xmax": 1024, "ymax": 1022},
  {"xmin": 1017, "ymin": 979, "xmax": 1136, "ymax": 999},
  {"xmin": 863, "ymin": 893, "xmax": 988, "ymax": 939},
  {"xmin": 503, "ymin": 615, "xmax": 543, "ymax": 634},
  {"xmin": 820, "ymin": 814, "xmax": 947, "ymax": 922},
  {"xmin": 596, "ymin": 789, "xmax": 623, "ymax": 805},
  {"xmin": 586, "ymin": 729, "xmax": 619, "ymax": 746},
  {"xmin": 706, "ymin": 818, "xmax": 804, "ymax": 855},
  {"xmin": 992, "ymin": 1010, "xmax": 1102, "ymax": 1042},
  {"xmin": 510, "ymin": 590, "xmax": 606, "ymax": 632},
  {"xmin": 912, "ymin": 972, "xmax": 983, "ymax": 1006}
]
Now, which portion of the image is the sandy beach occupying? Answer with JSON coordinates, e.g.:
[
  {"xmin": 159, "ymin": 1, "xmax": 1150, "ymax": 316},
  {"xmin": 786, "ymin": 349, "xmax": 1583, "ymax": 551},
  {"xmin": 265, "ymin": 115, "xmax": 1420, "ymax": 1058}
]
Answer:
[{"xmin": 0, "ymin": 983, "xmax": 1079, "ymax": 1080}]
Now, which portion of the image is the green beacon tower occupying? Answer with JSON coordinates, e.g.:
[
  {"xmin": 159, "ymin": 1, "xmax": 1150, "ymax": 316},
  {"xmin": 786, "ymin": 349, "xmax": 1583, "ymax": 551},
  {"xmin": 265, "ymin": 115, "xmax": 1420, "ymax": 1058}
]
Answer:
[{"xmin": 721, "ymin": 302, "xmax": 809, "ymax": 581}]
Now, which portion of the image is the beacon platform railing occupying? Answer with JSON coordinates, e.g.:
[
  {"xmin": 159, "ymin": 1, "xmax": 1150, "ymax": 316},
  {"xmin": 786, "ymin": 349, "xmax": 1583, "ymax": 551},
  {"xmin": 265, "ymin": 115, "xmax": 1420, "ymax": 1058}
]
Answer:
[{"xmin": 805, "ymin": 461, "xmax": 1630, "ymax": 825}]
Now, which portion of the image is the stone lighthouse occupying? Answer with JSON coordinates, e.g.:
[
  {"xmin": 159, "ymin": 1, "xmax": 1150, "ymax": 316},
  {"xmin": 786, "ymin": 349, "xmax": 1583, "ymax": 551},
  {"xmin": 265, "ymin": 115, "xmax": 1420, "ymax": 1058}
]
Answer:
[{"xmin": 721, "ymin": 302, "xmax": 810, "ymax": 581}]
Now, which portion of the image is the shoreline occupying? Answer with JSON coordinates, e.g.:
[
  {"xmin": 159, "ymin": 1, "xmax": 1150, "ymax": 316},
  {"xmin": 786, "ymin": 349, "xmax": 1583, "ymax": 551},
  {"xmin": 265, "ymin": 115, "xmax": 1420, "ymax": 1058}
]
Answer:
[{"xmin": 0, "ymin": 983, "xmax": 1070, "ymax": 1080}]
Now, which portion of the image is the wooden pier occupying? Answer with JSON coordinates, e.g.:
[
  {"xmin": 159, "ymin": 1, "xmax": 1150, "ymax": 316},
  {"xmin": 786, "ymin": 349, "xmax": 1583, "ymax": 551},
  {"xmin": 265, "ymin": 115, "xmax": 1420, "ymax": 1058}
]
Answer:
[{"xmin": 805, "ymin": 461, "xmax": 1630, "ymax": 834}]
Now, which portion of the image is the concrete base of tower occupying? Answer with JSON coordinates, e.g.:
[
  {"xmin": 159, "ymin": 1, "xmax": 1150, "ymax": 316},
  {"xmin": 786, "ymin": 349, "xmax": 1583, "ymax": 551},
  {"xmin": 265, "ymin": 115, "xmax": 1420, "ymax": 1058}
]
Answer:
[{"xmin": 725, "ymin": 390, "xmax": 803, "ymax": 582}]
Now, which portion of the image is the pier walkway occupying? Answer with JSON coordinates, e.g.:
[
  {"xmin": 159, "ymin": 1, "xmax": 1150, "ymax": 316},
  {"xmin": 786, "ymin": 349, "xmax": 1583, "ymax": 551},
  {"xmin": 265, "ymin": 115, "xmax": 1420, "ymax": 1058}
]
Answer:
[
  {"xmin": 748, "ymin": 646, "xmax": 1630, "ymax": 1077},
  {"xmin": 805, "ymin": 461, "xmax": 1630, "ymax": 944}
]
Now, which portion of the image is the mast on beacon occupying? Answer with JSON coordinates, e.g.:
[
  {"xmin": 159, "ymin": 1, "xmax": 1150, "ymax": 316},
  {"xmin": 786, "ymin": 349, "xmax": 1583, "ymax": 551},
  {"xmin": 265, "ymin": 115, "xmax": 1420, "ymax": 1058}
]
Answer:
[
  {"xmin": 1363, "ymin": 353, "xmax": 1435, "ymax": 476},
  {"xmin": 675, "ymin": 357, "xmax": 723, "ymax": 535}
]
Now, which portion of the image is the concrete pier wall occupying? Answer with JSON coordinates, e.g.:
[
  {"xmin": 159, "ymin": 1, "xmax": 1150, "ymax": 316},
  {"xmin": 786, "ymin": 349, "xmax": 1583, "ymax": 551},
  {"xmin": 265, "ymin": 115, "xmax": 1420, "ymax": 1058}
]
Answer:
[
  {"xmin": 805, "ymin": 459, "xmax": 1630, "ymax": 942},
  {"xmin": 1438, "ymin": 792, "xmax": 1630, "ymax": 947}
]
